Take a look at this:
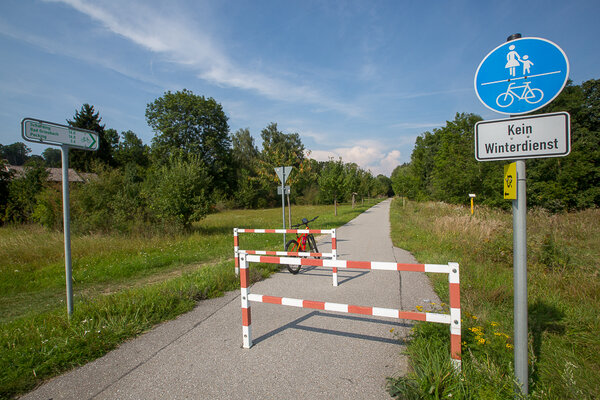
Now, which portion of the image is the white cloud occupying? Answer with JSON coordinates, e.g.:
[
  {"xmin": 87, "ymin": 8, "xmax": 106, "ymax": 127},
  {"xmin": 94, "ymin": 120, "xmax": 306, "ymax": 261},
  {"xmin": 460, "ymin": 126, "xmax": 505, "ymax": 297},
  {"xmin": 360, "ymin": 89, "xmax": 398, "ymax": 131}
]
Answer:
[
  {"xmin": 50, "ymin": 0, "xmax": 361, "ymax": 116},
  {"xmin": 309, "ymin": 140, "xmax": 404, "ymax": 176}
]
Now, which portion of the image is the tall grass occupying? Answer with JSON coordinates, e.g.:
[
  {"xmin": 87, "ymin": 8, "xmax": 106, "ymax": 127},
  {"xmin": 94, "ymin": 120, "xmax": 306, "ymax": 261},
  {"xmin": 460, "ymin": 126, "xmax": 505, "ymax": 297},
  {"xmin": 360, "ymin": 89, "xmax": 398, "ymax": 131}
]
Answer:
[
  {"xmin": 387, "ymin": 199, "xmax": 599, "ymax": 399},
  {"xmin": 0, "ymin": 200, "xmax": 382, "ymax": 399}
]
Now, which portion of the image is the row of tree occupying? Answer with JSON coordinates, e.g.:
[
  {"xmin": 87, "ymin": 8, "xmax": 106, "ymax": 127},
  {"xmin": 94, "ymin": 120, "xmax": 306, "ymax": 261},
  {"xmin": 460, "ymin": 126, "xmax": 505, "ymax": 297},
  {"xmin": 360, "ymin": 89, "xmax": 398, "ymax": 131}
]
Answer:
[
  {"xmin": 391, "ymin": 79, "xmax": 599, "ymax": 212},
  {"xmin": 0, "ymin": 90, "xmax": 389, "ymax": 231}
]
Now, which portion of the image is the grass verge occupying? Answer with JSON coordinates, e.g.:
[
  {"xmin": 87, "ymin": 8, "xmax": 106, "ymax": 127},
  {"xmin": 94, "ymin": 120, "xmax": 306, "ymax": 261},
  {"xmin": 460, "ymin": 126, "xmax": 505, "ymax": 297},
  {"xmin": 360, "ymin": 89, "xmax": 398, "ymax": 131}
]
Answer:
[
  {"xmin": 0, "ymin": 200, "xmax": 382, "ymax": 399},
  {"xmin": 387, "ymin": 199, "xmax": 599, "ymax": 399}
]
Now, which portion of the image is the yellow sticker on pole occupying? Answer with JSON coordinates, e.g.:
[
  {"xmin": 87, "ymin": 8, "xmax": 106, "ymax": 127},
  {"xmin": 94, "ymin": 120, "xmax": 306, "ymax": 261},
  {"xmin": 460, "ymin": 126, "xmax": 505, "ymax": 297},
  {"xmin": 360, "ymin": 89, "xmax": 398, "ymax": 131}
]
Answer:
[{"xmin": 504, "ymin": 162, "xmax": 517, "ymax": 200}]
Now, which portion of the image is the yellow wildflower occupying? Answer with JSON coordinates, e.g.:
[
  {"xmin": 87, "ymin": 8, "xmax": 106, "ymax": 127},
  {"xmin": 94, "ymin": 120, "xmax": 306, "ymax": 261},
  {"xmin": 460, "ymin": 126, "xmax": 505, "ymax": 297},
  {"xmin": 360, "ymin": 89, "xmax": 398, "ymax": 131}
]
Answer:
[
  {"xmin": 416, "ymin": 305, "xmax": 423, "ymax": 312},
  {"xmin": 506, "ymin": 343, "xmax": 514, "ymax": 349}
]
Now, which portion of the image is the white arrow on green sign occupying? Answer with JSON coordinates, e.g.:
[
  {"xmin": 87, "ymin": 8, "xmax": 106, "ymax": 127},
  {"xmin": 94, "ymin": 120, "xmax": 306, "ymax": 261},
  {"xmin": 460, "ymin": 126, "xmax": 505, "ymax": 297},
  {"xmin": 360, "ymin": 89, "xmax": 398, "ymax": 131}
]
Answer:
[{"xmin": 21, "ymin": 118, "xmax": 99, "ymax": 151}]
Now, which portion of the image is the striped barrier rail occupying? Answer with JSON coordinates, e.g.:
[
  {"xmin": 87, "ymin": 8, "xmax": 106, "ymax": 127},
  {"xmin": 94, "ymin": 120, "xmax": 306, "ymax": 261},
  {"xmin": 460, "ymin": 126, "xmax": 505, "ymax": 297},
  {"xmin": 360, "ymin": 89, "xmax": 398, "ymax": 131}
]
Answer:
[
  {"xmin": 233, "ymin": 228, "xmax": 339, "ymax": 286},
  {"xmin": 238, "ymin": 252, "xmax": 462, "ymax": 369}
]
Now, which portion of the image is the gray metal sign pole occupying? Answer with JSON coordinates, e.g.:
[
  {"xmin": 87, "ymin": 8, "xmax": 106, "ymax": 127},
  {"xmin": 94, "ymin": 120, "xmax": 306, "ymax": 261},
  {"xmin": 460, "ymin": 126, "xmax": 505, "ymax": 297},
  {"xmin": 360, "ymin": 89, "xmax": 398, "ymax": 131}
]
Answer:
[
  {"xmin": 281, "ymin": 168, "xmax": 286, "ymax": 248},
  {"xmin": 61, "ymin": 145, "xmax": 74, "ymax": 316},
  {"xmin": 513, "ymin": 159, "xmax": 528, "ymax": 394},
  {"xmin": 506, "ymin": 33, "xmax": 528, "ymax": 396}
]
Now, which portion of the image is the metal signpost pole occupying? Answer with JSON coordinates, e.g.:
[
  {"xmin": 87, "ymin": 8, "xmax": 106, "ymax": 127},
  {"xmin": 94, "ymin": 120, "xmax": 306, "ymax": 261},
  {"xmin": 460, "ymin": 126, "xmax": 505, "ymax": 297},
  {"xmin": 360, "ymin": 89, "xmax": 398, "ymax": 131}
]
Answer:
[
  {"xmin": 513, "ymin": 159, "xmax": 528, "ymax": 394},
  {"xmin": 506, "ymin": 33, "xmax": 528, "ymax": 396},
  {"xmin": 60, "ymin": 145, "xmax": 74, "ymax": 316},
  {"xmin": 281, "ymin": 168, "xmax": 286, "ymax": 248},
  {"xmin": 508, "ymin": 31, "xmax": 528, "ymax": 396}
]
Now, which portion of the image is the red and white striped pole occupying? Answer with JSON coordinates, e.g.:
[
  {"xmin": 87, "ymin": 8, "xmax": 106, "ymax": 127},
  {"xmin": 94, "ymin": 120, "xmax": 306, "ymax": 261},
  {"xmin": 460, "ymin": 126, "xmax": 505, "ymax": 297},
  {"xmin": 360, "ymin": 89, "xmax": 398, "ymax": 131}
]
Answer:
[
  {"xmin": 234, "ymin": 228, "xmax": 240, "ymax": 276},
  {"xmin": 240, "ymin": 253, "xmax": 252, "ymax": 348},
  {"xmin": 331, "ymin": 229, "xmax": 338, "ymax": 286},
  {"xmin": 449, "ymin": 262, "xmax": 461, "ymax": 368}
]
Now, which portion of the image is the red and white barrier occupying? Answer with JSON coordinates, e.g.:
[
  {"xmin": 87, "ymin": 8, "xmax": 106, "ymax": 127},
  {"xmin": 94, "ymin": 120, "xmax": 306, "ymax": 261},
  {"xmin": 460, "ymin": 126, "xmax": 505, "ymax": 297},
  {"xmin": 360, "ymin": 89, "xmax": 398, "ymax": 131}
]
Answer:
[
  {"xmin": 233, "ymin": 227, "xmax": 339, "ymax": 286},
  {"xmin": 238, "ymin": 252, "xmax": 461, "ymax": 369}
]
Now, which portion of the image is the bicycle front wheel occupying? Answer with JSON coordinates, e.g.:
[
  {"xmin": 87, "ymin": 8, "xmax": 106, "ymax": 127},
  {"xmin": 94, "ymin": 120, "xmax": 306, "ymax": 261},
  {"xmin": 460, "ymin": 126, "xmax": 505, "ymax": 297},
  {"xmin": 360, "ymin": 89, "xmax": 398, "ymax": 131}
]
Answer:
[
  {"xmin": 285, "ymin": 239, "xmax": 302, "ymax": 274},
  {"xmin": 525, "ymin": 88, "xmax": 543, "ymax": 104}
]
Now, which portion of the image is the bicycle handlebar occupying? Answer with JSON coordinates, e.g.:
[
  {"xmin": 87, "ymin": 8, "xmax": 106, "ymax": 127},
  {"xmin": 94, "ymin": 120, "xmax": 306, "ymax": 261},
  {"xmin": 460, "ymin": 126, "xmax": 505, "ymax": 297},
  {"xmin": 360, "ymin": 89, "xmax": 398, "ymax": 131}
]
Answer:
[{"xmin": 291, "ymin": 216, "xmax": 318, "ymax": 228}]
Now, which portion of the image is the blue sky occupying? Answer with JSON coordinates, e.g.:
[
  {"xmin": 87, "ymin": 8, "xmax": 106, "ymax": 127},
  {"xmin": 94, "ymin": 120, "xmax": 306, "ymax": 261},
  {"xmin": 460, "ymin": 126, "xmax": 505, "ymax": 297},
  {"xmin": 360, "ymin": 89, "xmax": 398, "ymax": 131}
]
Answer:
[{"xmin": 1, "ymin": 0, "xmax": 598, "ymax": 176}]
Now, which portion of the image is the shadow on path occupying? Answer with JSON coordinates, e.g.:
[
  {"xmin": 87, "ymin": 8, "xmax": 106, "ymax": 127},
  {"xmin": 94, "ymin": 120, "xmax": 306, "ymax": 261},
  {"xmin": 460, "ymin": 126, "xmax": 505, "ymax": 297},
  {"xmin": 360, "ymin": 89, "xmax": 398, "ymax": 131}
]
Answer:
[{"xmin": 252, "ymin": 310, "xmax": 411, "ymax": 347}]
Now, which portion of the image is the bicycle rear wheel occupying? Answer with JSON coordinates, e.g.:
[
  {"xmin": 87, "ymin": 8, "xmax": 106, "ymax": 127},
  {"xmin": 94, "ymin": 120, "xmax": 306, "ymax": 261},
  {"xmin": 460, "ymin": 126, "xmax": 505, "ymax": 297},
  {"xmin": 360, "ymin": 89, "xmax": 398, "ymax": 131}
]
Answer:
[
  {"xmin": 285, "ymin": 239, "xmax": 302, "ymax": 274},
  {"xmin": 496, "ymin": 92, "xmax": 514, "ymax": 107}
]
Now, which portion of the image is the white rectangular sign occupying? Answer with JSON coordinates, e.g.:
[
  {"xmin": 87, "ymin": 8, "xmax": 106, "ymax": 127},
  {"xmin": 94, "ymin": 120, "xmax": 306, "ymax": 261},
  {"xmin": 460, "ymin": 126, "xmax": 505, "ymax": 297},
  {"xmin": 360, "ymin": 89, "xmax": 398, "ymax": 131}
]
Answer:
[
  {"xmin": 474, "ymin": 112, "xmax": 570, "ymax": 161},
  {"xmin": 21, "ymin": 118, "xmax": 99, "ymax": 151}
]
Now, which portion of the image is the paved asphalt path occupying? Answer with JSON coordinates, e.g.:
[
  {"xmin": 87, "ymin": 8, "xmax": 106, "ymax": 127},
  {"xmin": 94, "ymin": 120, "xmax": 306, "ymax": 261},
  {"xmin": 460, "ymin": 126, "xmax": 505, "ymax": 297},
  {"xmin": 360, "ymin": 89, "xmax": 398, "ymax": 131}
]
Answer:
[{"xmin": 24, "ymin": 199, "xmax": 439, "ymax": 400}]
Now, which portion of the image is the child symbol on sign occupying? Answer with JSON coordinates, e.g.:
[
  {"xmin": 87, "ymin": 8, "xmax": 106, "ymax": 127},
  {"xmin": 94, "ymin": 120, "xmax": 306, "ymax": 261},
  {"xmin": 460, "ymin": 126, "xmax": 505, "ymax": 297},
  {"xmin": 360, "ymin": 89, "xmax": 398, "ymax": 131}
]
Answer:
[{"xmin": 521, "ymin": 55, "xmax": 534, "ymax": 75}]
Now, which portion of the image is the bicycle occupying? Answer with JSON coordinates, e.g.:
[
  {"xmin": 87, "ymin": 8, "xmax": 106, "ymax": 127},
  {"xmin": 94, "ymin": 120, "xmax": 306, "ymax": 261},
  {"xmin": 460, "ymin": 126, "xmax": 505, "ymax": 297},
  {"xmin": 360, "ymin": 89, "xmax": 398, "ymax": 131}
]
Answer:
[
  {"xmin": 496, "ymin": 81, "xmax": 543, "ymax": 107},
  {"xmin": 285, "ymin": 216, "xmax": 320, "ymax": 274}
]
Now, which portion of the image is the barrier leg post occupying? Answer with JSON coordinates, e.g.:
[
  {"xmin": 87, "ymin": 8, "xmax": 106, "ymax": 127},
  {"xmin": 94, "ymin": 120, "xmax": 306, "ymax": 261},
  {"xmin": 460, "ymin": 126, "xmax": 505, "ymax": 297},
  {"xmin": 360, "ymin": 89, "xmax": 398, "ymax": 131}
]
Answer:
[
  {"xmin": 234, "ymin": 228, "xmax": 240, "ymax": 276},
  {"xmin": 240, "ymin": 253, "xmax": 252, "ymax": 348},
  {"xmin": 332, "ymin": 229, "xmax": 338, "ymax": 286},
  {"xmin": 449, "ymin": 262, "xmax": 461, "ymax": 370}
]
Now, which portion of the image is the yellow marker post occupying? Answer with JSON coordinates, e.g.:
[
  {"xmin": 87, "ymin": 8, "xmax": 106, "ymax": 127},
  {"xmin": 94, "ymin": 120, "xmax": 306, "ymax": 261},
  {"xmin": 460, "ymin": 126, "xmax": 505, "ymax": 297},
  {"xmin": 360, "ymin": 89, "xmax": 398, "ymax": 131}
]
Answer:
[
  {"xmin": 504, "ymin": 163, "xmax": 517, "ymax": 200},
  {"xmin": 469, "ymin": 193, "xmax": 476, "ymax": 215}
]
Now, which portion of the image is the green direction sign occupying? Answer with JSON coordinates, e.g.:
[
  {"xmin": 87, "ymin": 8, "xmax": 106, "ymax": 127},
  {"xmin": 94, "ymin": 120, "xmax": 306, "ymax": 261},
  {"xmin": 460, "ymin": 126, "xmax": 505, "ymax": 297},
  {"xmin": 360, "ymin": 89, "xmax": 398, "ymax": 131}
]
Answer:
[{"xmin": 21, "ymin": 118, "xmax": 99, "ymax": 151}]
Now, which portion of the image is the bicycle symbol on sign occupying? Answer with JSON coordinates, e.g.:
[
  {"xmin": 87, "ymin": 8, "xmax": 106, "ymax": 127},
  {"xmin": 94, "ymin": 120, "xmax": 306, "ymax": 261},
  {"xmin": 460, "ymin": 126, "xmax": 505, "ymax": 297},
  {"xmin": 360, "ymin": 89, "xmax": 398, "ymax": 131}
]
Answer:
[{"xmin": 496, "ymin": 81, "xmax": 544, "ymax": 108}]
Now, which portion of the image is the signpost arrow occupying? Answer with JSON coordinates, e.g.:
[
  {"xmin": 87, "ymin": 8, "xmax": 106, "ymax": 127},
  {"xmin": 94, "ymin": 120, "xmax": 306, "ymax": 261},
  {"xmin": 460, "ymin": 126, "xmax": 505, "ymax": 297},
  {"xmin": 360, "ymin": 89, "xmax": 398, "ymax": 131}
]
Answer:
[{"xmin": 22, "ymin": 118, "xmax": 99, "ymax": 150}]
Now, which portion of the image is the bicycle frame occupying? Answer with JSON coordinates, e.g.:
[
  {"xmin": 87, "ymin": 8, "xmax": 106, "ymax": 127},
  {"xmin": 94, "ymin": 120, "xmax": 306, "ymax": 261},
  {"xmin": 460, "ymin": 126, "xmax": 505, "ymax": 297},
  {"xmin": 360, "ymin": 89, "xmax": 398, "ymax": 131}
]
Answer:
[
  {"xmin": 506, "ymin": 81, "xmax": 534, "ymax": 100},
  {"xmin": 290, "ymin": 223, "xmax": 311, "ymax": 252}
]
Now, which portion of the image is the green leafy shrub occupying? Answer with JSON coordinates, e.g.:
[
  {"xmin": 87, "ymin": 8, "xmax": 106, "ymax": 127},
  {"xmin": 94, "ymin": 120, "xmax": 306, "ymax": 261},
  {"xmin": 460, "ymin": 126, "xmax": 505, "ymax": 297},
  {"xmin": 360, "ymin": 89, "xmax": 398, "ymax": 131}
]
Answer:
[{"xmin": 145, "ymin": 155, "xmax": 213, "ymax": 230}]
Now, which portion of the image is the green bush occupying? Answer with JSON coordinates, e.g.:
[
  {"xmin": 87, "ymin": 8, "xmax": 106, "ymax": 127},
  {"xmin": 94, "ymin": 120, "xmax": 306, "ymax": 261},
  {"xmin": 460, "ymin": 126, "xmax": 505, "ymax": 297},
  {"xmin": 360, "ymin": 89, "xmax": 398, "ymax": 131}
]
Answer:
[
  {"xmin": 32, "ymin": 187, "xmax": 63, "ymax": 229},
  {"xmin": 145, "ymin": 156, "xmax": 213, "ymax": 229}
]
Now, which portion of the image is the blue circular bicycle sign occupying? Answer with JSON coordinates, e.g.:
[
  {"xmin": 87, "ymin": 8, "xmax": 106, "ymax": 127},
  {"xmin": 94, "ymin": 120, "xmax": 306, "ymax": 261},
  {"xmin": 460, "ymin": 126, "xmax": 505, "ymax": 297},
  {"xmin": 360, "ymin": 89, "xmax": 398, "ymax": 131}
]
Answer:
[{"xmin": 474, "ymin": 37, "xmax": 569, "ymax": 115}]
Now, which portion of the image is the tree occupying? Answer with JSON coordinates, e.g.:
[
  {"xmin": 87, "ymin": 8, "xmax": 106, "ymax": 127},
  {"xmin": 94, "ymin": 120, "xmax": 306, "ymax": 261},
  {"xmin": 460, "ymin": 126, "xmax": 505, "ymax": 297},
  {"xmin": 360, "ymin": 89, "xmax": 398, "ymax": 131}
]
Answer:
[
  {"xmin": 255, "ymin": 123, "xmax": 306, "ymax": 206},
  {"xmin": 318, "ymin": 158, "xmax": 346, "ymax": 216},
  {"xmin": 3, "ymin": 159, "xmax": 48, "ymax": 223},
  {"xmin": 259, "ymin": 123, "xmax": 305, "ymax": 168},
  {"xmin": 391, "ymin": 163, "xmax": 420, "ymax": 199},
  {"xmin": 527, "ymin": 79, "xmax": 600, "ymax": 210},
  {"xmin": 113, "ymin": 130, "xmax": 150, "ymax": 168},
  {"xmin": 67, "ymin": 104, "xmax": 117, "ymax": 171},
  {"xmin": 0, "ymin": 159, "xmax": 13, "ymax": 222},
  {"xmin": 344, "ymin": 163, "xmax": 361, "ymax": 207},
  {"xmin": 232, "ymin": 128, "xmax": 261, "ymax": 208},
  {"xmin": 0, "ymin": 142, "xmax": 31, "ymax": 165},
  {"xmin": 146, "ymin": 89, "xmax": 232, "ymax": 193},
  {"xmin": 429, "ymin": 113, "xmax": 485, "ymax": 204},
  {"xmin": 371, "ymin": 174, "xmax": 393, "ymax": 197},
  {"xmin": 42, "ymin": 148, "xmax": 62, "ymax": 167},
  {"xmin": 357, "ymin": 169, "xmax": 374, "ymax": 203},
  {"xmin": 410, "ymin": 130, "xmax": 441, "ymax": 199},
  {"xmin": 146, "ymin": 155, "xmax": 213, "ymax": 229}
]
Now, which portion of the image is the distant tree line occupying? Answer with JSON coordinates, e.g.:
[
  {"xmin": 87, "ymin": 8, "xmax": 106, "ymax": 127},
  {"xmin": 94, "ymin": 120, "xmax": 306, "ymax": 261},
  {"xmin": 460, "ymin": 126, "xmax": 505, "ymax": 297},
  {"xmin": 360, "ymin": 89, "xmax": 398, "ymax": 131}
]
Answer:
[
  {"xmin": 0, "ymin": 89, "xmax": 387, "ymax": 232},
  {"xmin": 391, "ymin": 79, "xmax": 600, "ymax": 212}
]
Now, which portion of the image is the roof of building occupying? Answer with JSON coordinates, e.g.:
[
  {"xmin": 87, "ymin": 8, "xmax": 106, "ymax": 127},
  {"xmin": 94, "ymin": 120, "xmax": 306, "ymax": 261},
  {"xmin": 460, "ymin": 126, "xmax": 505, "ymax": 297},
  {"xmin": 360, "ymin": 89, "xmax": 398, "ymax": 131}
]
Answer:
[{"xmin": 3, "ymin": 164, "xmax": 97, "ymax": 183}]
